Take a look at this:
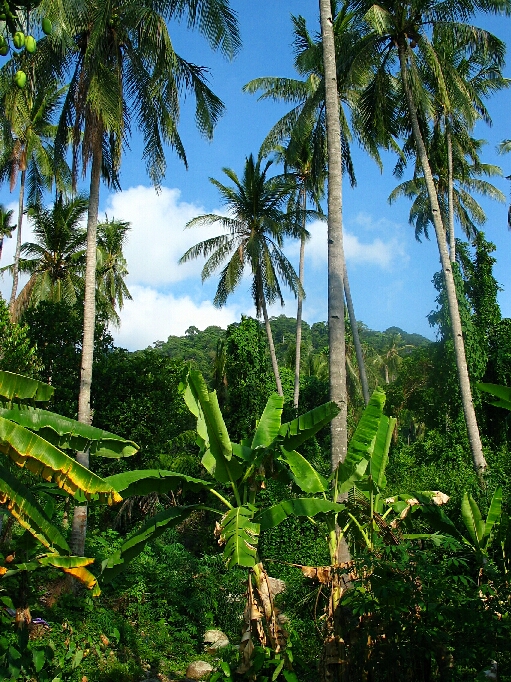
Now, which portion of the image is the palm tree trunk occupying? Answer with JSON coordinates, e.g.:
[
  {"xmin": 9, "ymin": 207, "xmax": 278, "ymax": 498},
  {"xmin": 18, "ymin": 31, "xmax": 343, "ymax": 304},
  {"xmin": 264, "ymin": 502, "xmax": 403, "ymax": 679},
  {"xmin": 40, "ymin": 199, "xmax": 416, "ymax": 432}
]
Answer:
[
  {"xmin": 344, "ymin": 264, "xmax": 369, "ymax": 405},
  {"xmin": 261, "ymin": 294, "xmax": 283, "ymax": 397},
  {"xmin": 319, "ymin": 0, "xmax": 348, "ymax": 472},
  {"xmin": 447, "ymin": 128, "xmax": 456, "ymax": 262},
  {"xmin": 398, "ymin": 45, "xmax": 486, "ymax": 479},
  {"xmin": 9, "ymin": 170, "xmax": 26, "ymax": 311},
  {"xmin": 70, "ymin": 144, "xmax": 102, "ymax": 557},
  {"xmin": 293, "ymin": 185, "xmax": 307, "ymax": 409}
]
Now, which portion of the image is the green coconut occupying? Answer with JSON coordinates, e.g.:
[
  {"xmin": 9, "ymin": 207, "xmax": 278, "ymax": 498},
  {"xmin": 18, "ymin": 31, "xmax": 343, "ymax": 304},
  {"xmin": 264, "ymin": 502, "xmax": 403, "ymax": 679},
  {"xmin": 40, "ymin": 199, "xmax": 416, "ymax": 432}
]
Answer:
[
  {"xmin": 14, "ymin": 70, "xmax": 26, "ymax": 88},
  {"xmin": 41, "ymin": 17, "xmax": 52, "ymax": 35},
  {"xmin": 24, "ymin": 35, "xmax": 36, "ymax": 52},
  {"xmin": 13, "ymin": 30, "xmax": 24, "ymax": 49}
]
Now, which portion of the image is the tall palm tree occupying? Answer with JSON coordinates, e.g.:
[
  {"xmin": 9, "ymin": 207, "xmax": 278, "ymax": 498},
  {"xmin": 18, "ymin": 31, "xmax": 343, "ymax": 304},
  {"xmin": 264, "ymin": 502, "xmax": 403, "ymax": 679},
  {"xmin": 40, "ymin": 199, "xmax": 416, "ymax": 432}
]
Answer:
[
  {"xmin": 96, "ymin": 217, "xmax": 132, "ymax": 326},
  {"xmin": 355, "ymin": 0, "xmax": 509, "ymax": 479},
  {"xmin": 54, "ymin": 0, "xmax": 240, "ymax": 556},
  {"xmin": 389, "ymin": 135, "xmax": 505, "ymax": 241},
  {"xmin": 180, "ymin": 153, "xmax": 304, "ymax": 396},
  {"xmin": 244, "ymin": 8, "xmax": 379, "ymax": 408},
  {"xmin": 0, "ymin": 68, "xmax": 69, "ymax": 310},
  {"xmin": 0, "ymin": 205, "xmax": 15, "ymax": 261},
  {"xmin": 2, "ymin": 195, "xmax": 88, "ymax": 320},
  {"xmin": 274, "ymin": 135, "xmax": 326, "ymax": 409}
]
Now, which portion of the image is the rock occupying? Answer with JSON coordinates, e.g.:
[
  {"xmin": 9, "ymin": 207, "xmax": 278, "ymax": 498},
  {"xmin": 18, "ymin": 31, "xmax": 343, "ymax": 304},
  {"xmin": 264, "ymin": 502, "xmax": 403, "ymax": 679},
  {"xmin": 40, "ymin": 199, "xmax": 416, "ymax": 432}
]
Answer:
[
  {"xmin": 204, "ymin": 629, "xmax": 229, "ymax": 650},
  {"xmin": 185, "ymin": 661, "xmax": 214, "ymax": 679}
]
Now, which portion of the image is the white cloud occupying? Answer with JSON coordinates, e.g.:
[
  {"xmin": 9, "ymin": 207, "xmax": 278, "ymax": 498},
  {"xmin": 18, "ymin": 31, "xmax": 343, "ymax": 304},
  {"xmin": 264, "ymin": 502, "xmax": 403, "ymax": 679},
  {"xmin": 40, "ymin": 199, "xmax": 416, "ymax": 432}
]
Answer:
[
  {"xmin": 0, "ymin": 201, "xmax": 34, "ymax": 301},
  {"xmin": 103, "ymin": 186, "xmax": 225, "ymax": 287},
  {"xmin": 112, "ymin": 284, "xmax": 240, "ymax": 350},
  {"xmin": 288, "ymin": 218, "xmax": 407, "ymax": 270}
]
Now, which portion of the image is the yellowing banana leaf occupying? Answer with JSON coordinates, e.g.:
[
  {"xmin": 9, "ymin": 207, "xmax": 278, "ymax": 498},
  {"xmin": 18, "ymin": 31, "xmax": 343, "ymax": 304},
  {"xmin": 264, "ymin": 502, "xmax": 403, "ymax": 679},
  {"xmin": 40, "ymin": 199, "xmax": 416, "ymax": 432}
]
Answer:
[
  {"xmin": 0, "ymin": 416, "xmax": 122, "ymax": 504},
  {"xmin": 278, "ymin": 448, "xmax": 328, "ymax": 494},
  {"xmin": 258, "ymin": 498, "xmax": 345, "ymax": 531},
  {"xmin": 0, "ymin": 404, "xmax": 138, "ymax": 458},
  {"xmin": 0, "ymin": 371, "xmax": 54, "ymax": 405},
  {"xmin": 280, "ymin": 401, "xmax": 340, "ymax": 452},
  {"xmin": 0, "ymin": 463, "xmax": 69, "ymax": 551},
  {"xmin": 220, "ymin": 506, "xmax": 259, "ymax": 569},
  {"xmin": 101, "ymin": 505, "xmax": 210, "ymax": 582},
  {"xmin": 105, "ymin": 470, "xmax": 213, "ymax": 498},
  {"xmin": 251, "ymin": 394, "xmax": 284, "ymax": 450},
  {"xmin": 3, "ymin": 554, "xmax": 99, "ymax": 595}
]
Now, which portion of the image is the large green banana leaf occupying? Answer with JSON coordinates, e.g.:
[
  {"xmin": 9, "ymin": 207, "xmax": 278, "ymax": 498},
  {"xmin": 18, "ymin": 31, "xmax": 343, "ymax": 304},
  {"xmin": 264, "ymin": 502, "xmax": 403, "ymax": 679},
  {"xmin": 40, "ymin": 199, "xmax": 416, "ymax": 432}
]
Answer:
[
  {"xmin": 280, "ymin": 401, "xmax": 340, "ymax": 451},
  {"xmin": 3, "ymin": 554, "xmax": 100, "ymax": 595},
  {"xmin": 484, "ymin": 487, "xmax": 503, "ymax": 547},
  {"xmin": 0, "ymin": 463, "xmax": 69, "ymax": 551},
  {"xmin": 477, "ymin": 383, "xmax": 511, "ymax": 410},
  {"xmin": 337, "ymin": 389, "xmax": 386, "ymax": 491},
  {"xmin": 251, "ymin": 394, "xmax": 284, "ymax": 450},
  {"xmin": 105, "ymin": 470, "xmax": 213, "ymax": 498},
  {"xmin": 278, "ymin": 448, "xmax": 328, "ymax": 494},
  {"xmin": 370, "ymin": 414, "xmax": 396, "ymax": 490},
  {"xmin": 258, "ymin": 498, "xmax": 345, "ymax": 531},
  {"xmin": 0, "ymin": 404, "xmax": 138, "ymax": 458},
  {"xmin": 461, "ymin": 488, "xmax": 503, "ymax": 553},
  {"xmin": 101, "ymin": 505, "xmax": 205, "ymax": 582},
  {"xmin": 182, "ymin": 370, "xmax": 242, "ymax": 483},
  {"xmin": 220, "ymin": 505, "xmax": 260, "ymax": 569},
  {"xmin": 0, "ymin": 371, "xmax": 54, "ymax": 405},
  {"xmin": 0, "ymin": 416, "xmax": 122, "ymax": 504}
]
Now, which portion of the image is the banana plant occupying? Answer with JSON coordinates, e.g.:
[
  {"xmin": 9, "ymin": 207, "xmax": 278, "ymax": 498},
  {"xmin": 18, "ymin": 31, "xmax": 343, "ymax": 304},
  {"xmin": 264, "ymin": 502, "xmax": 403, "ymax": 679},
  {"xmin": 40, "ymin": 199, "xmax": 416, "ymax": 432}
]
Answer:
[
  {"xmin": 460, "ymin": 486, "xmax": 503, "ymax": 565},
  {"xmin": 0, "ymin": 370, "xmax": 138, "ymax": 593}
]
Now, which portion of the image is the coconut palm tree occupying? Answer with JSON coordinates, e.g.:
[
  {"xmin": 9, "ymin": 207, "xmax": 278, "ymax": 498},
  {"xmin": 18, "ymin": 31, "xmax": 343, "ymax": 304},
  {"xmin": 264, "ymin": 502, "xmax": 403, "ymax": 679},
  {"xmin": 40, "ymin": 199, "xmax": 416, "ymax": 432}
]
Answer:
[
  {"xmin": 354, "ymin": 0, "xmax": 509, "ymax": 479},
  {"xmin": 96, "ymin": 217, "xmax": 132, "ymax": 326},
  {"xmin": 0, "ymin": 205, "xmax": 15, "ymax": 261},
  {"xmin": 52, "ymin": 0, "xmax": 240, "ymax": 556},
  {"xmin": 389, "ymin": 134, "xmax": 505, "ymax": 242},
  {"xmin": 0, "ymin": 68, "xmax": 69, "ymax": 310},
  {"xmin": 2, "ymin": 195, "xmax": 88, "ymax": 320},
  {"xmin": 180, "ymin": 153, "xmax": 305, "ymax": 396},
  {"xmin": 244, "ymin": 8, "xmax": 381, "ymax": 409}
]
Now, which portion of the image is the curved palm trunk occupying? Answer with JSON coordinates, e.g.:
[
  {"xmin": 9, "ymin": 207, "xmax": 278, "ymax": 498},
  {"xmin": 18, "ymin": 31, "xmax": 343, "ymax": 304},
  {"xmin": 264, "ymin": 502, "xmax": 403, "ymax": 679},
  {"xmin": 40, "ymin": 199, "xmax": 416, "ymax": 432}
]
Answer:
[
  {"xmin": 319, "ymin": 0, "xmax": 348, "ymax": 473},
  {"xmin": 344, "ymin": 264, "xmax": 369, "ymax": 405},
  {"xmin": 399, "ymin": 46, "xmax": 486, "ymax": 480},
  {"xmin": 447, "ymin": 129, "xmax": 456, "ymax": 263},
  {"xmin": 293, "ymin": 185, "xmax": 307, "ymax": 409},
  {"xmin": 261, "ymin": 294, "xmax": 283, "ymax": 397},
  {"xmin": 9, "ymin": 170, "xmax": 26, "ymax": 311},
  {"xmin": 70, "ymin": 144, "xmax": 102, "ymax": 557}
]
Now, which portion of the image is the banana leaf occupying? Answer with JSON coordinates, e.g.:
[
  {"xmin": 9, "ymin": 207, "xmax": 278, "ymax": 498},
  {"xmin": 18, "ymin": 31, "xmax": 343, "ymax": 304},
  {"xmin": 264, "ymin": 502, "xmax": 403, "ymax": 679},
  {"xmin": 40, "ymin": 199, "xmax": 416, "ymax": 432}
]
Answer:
[
  {"xmin": 484, "ymin": 487, "xmax": 503, "ymax": 547},
  {"xmin": 220, "ymin": 506, "xmax": 259, "ymax": 569},
  {"xmin": 371, "ymin": 414, "xmax": 396, "ymax": 490},
  {"xmin": 280, "ymin": 401, "xmax": 340, "ymax": 451},
  {"xmin": 105, "ymin": 469, "xmax": 213, "ymax": 498},
  {"xmin": 258, "ymin": 498, "xmax": 345, "ymax": 530},
  {"xmin": 278, "ymin": 448, "xmax": 328, "ymax": 494},
  {"xmin": 3, "ymin": 554, "xmax": 99, "ymax": 595},
  {"xmin": 461, "ymin": 492, "xmax": 484, "ymax": 549},
  {"xmin": 337, "ymin": 389, "xmax": 386, "ymax": 489},
  {"xmin": 0, "ymin": 371, "xmax": 54, "ymax": 405},
  {"xmin": 0, "ymin": 463, "xmax": 69, "ymax": 551},
  {"xmin": 251, "ymin": 394, "xmax": 284, "ymax": 450},
  {"xmin": 0, "ymin": 416, "xmax": 122, "ymax": 504},
  {"xmin": 0, "ymin": 404, "xmax": 138, "ymax": 458},
  {"xmin": 477, "ymin": 383, "xmax": 511, "ymax": 411},
  {"xmin": 182, "ymin": 370, "xmax": 242, "ymax": 484},
  {"xmin": 101, "ymin": 505, "xmax": 205, "ymax": 582}
]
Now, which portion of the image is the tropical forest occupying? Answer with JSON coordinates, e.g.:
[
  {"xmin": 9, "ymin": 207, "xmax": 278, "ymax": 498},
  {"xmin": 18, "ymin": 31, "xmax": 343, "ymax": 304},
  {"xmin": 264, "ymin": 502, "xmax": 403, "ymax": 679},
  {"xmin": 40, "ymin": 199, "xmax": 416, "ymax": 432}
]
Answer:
[{"xmin": 0, "ymin": 0, "xmax": 511, "ymax": 681}]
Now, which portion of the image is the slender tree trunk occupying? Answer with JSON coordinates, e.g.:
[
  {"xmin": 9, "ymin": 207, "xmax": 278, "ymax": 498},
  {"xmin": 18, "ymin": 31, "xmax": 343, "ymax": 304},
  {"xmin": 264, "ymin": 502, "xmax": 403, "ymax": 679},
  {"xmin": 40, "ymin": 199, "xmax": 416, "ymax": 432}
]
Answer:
[
  {"xmin": 293, "ymin": 185, "xmax": 307, "ymax": 409},
  {"xmin": 398, "ymin": 45, "xmax": 486, "ymax": 479},
  {"xmin": 261, "ymin": 294, "xmax": 283, "ymax": 397},
  {"xmin": 9, "ymin": 170, "xmax": 26, "ymax": 311},
  {"xmin": 447, "ymin": 129, "xmax": 456, "ymax": 263},
  {"xmin": 319, "ymin": 0, "xmax": 348, "ymax": 472},
  {"xmin": 70, "ymin": 144, "xmax": 102, "ymax": 557},
  {"xmin": 344, "ymin": 264, "xmax": 369, "ymax": 405}
]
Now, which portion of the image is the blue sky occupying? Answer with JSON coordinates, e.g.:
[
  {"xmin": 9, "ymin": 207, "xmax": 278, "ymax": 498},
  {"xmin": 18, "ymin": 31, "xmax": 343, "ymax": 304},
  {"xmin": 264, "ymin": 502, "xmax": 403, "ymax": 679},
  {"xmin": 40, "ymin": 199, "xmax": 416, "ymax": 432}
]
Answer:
[{"xmin": 1, "ymin": 2, "xmax": 510, "ymax": 350}]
